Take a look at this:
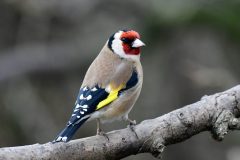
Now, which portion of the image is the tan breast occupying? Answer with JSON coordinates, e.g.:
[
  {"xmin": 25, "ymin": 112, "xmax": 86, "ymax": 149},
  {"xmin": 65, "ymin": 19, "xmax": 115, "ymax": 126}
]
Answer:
[
  {"xmin": 81, "ymin": 43, "xmax": 134, "ymax": 89},
  {"xmin": 90, "ymin": 58, "xmax": 143, "ymax": 122}
]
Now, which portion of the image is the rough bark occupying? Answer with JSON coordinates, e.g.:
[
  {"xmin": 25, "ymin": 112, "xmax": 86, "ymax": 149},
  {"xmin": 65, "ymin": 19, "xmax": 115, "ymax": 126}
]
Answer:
[{"xmin": 0, "ymin": 85, "xmax": 240, "ymax": 160}]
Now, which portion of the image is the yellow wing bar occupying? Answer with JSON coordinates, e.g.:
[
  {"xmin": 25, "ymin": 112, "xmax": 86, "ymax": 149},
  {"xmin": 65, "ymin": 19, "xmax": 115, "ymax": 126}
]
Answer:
[{"xmin": 96, "ymin": 84, "xmax": 124, "ymax": 110}]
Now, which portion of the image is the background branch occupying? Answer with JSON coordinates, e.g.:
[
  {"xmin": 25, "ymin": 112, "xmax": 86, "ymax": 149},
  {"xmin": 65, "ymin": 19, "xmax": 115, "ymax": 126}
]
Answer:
[
  {"xmin": 0, "ymin": 42, "xmax": 93, "ymax": 82},
  {"xmin": 0, "ymin": 85, "xmax": 239, "ymax": 160}
]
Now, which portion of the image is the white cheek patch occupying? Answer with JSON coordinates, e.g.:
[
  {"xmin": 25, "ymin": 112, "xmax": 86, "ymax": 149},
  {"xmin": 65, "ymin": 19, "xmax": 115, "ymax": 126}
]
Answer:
[
  {"xmin": 111, "ymin": 31, "xmax": 140, "ymax": 61},
  {"xmin": 112, "ymin": 31, "xmax": 125, "ymax": 57}
]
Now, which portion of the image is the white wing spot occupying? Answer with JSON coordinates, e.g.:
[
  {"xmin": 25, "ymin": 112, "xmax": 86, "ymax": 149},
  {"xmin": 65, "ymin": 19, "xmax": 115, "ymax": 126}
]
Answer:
[
  {"xmin": 91, "ymin": 87, "xmax": 97, "ymax": 91},
  {"xmin": 56, "ymin": 136, "xmax": 62, "ymax": 141},
  {"xmin": 74, "ymin": 109, "xmax": 79, "ymax": 112},
  {"xmin": 77, "ymin": 116, "xmax": 80, "ymax": 118},
  {"xmin": 72, "ymin": 114, "xmax": 76, "ymax": 117},
  {"xmin": 83, "ymin": 109, "xmax": 87, "ymax": 111},
  {"xmin": 75, "ymin": 115, "xmax": 91, "ymax": 124},
  {"xmin": 86, "ymin": 95, "xmax": 92, "ymax": 100},
  {"xmin": 62, "ymin": 137, "xmax": 68, "ymax": 142},
  {"xmin": 80, "ymin": 94, "xmax": 84, "ymax": 100},
  {"xmin": 83, "ymin": 87, "xmax": 88, "ymax": 91},
  {"xmin": 80, "ymin": 111, "xmax": 84, "ymax": 114},
  {"xmin": 82, "ymin": 105, "xmax": 88, "ymax": 108},
  {"xmin": 76, "ymin": 104, "xmax": 81, "ymax": 108}
]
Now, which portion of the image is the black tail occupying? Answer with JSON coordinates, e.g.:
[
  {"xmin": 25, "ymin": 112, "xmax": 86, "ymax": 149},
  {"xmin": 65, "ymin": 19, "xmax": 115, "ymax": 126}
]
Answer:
[{"xmin": 53, "ymin": 118, "xmax": 88, "ymax": 143}]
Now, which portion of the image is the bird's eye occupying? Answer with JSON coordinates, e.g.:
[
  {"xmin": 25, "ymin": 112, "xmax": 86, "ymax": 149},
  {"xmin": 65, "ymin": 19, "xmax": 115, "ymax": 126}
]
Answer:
[{"xmin": 121, "ymin": 38, "xmax": 132, "ymax": 44}]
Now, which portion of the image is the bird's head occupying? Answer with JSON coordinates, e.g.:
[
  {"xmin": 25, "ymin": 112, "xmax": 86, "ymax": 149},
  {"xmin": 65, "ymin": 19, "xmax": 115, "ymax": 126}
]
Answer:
[{"xmin": 108, "ymin": 30, "xmax": 145, "ymax": 61}]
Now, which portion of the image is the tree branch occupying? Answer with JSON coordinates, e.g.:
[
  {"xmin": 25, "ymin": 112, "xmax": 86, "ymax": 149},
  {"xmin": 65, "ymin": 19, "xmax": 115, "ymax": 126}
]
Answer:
[{"xmin": 0, "ymin": 85, "xmax": 240, "ymax": 160}]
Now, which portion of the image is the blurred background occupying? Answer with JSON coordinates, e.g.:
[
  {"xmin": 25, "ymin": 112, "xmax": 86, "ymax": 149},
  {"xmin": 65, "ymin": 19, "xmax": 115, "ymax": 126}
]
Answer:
[{"xmin": 0, "ymin": 0, "xmax": 239, "ymax": 159}]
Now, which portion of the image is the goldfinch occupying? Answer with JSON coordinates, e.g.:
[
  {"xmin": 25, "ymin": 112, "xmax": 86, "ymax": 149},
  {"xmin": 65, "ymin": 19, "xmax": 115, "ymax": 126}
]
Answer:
[{"xmin": 53, "ymin": 29, "xmax": 145, "ymax": 142}]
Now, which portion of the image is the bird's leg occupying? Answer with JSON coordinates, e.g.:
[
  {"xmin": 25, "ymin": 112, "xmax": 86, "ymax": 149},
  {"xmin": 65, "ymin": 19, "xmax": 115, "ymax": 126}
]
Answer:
[
  {"xmin": 96, "ymin": 118, "xmax": 102, "ymax": 135},
  {"xmin": 126, "ymin": 118, "xmax": 137, "ymax": 126},
  {"xmin": 96, "ymin": 119, "xmax": 109, "ymax": 141},
  {"xmin": 125, "ymin": 117, "xmax": 139, "ymax": 139}
]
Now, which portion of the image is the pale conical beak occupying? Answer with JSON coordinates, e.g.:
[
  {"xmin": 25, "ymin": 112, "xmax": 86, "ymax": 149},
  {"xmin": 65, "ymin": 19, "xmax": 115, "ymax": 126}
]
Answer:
[{"xmin": 132, "ymin": 38, "xmax": 145, "ymax": 48}]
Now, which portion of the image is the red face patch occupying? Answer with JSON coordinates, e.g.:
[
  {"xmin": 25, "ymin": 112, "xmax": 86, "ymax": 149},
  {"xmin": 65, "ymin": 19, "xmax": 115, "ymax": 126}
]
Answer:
[{"xmin": 120, "ymin": 30, "xmax": 141, "ymax": 55}]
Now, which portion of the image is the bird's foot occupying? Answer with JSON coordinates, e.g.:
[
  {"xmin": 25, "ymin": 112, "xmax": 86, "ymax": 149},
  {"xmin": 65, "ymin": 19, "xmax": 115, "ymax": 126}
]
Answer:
[
  {"xmin": 127, "ymin": 122, "xmax": 136, "ymax": 132},
  {"xmin": 129, "ymin": 119, "xmax": 137, "ymax": 125},
  {"xmin": 127, "ymin": 119, "xmax": 139, "ymax": 139},
  {"xmin": 97, "ymin": 128, "xmax": 109, "ymax": 141}
]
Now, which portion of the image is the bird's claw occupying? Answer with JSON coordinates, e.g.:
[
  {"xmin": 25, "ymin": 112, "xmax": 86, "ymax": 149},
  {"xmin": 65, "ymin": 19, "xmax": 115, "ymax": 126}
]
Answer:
[
  {"xmin": 97, "ymin": 129, "xmax": 109, "ymax": 141},
  {"xmin": 129, "ymin": 119, "xmax": 137, "ymax": 126},
  {"xmin": 127, "ymin": 120, "xmax": 139, "ymax": 139},
  {"xmin": 127, "ymin": 123, "xmax": 136, "ymax": 132}
]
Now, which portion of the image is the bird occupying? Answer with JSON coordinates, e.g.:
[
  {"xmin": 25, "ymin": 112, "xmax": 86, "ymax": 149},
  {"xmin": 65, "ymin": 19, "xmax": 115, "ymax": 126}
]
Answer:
[{"xmin": 53, "ymin": 29, "xmax": 145, "ymax": 142}]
